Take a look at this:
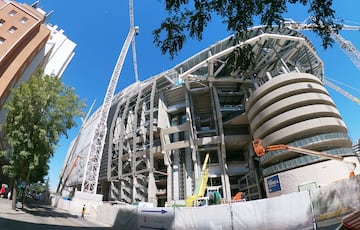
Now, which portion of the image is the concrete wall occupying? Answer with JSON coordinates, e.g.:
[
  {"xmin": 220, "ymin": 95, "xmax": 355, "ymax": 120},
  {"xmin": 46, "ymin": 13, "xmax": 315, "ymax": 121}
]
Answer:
[
  {"xmin": 51, "ymin": 191, "xmax": 103, "ymax": 218},
  {"xmin": 95, "ymin": 192, "xmax": 313, "ymax": 230},
  {"xmin": 264, "ymin": 156, "xmax": 360, "ymax": 197}
]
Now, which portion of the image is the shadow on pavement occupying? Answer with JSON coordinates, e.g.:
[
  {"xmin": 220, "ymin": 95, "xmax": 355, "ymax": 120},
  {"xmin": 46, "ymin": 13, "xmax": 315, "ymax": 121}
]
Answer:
[
  {"xmin": 0, "ymin": 217, "xmax": 112, "ymax": 230},
  {"xmin": 22, "ymin": 203, "xmax": 79, "ymax": 219}
]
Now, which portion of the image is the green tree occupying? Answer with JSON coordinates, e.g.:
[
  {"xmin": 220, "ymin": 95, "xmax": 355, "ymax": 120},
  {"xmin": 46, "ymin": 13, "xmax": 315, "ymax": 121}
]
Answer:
[
  {"xmin": 0, "ymin": 74, "xmax": 85, "ymax": 210},
  {"xmin": 154, "ymin": 0, "xmax": 340, "ymax": 59}
]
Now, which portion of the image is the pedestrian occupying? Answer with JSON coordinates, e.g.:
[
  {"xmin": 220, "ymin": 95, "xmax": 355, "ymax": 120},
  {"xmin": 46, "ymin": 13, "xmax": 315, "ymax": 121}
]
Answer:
[
  {"xmin": 0, "ymin": 185, "xmax": 5, "ymax": 198},
  {"xmin": 81, "ymin": 204, "xmax": 86, "ymax": 220}
]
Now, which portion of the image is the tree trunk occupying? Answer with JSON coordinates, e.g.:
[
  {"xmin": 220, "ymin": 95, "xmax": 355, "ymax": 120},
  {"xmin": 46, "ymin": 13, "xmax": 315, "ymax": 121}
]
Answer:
[
  {"xmin": 24, "ymin": 169, "xmax": 31, "ymax": 206},
  {"xmin": 11, "ymin": 179, "xmax": 17, "ymax": 210}
]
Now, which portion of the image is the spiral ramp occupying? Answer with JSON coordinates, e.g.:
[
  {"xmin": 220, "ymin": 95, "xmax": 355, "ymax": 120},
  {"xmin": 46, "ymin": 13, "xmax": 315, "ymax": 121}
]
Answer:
[{"xmin": 246, "ymin": 72, "xmax": 357, "ymax": 197}]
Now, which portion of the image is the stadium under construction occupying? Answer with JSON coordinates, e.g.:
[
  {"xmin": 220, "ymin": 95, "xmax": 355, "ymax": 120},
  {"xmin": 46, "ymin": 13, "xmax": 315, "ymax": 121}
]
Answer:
[{"xmin": 57, "ymin": 25, "xmax": 359, "ymax": 207}]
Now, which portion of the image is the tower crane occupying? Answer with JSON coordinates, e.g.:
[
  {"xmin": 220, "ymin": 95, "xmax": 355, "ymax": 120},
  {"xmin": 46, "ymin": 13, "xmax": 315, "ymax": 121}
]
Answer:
[
  {"xmin": 284, "ymin": 19, "xmax": 360, "ymax": 106},
  {"xmin": 324, "ymin": 79, "xmax": 360, "ymax": 105},
  {"xmin": 81, "ymin": 0, "xmax": 139, "ymax": 194},
  {"xmin": 324, "ymin": 26, "xmax": 360, "ymax": 105},
  {"xmin": 331, "ymin": 25, "xmax": 360, "ymax": 71}
]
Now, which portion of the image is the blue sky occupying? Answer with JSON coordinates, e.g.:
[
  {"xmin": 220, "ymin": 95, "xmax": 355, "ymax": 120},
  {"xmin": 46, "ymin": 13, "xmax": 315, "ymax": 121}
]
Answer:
[{"xmin": 19, "ymin": 1, "xmax": 360, "ymax": 191}]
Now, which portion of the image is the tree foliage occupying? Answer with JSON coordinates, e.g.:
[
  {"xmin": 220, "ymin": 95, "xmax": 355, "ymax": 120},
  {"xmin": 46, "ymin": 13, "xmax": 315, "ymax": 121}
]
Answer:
[
  {"xmin": 154, "ymin": 0, "xmax": 339, "ymax": 59},
  {"xmin": 0, "ymin": 74, "xmax": 85, "ymax": 184}
]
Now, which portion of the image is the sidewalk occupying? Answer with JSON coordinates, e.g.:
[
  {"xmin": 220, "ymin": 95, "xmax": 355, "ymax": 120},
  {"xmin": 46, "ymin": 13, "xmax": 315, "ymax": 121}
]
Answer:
[
  {"xmin": 0, "ymin": 197, "xmax": 26, "ymax": 215},
  {"xmin": 0, "ymin": 196, "xmax": 110, "ymax": 226}
]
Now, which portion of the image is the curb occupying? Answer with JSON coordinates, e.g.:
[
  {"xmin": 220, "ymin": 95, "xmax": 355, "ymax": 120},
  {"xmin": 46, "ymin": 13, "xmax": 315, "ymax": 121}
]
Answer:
[{"xmin": 0, "ymin": 209, "xmax": 26, "ymax": 215}]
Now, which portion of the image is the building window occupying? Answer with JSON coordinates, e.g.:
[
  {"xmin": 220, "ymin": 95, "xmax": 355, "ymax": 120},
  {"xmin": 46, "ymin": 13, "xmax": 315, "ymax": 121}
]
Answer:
[
  {"xmin": 8, "ymin": 26, "xmax": 17, "ymax": 34},
  {"xmin": 20, "ymin": 17, "xmax": 28, "ymax": 24},
  {"xmin": 9, "ymin": 10, "xmax": 17, "ymax": 16},
  {"xmin": 0, "ymin": 37, "xmax": 5, "ymax": 44},
  {"xmin": 0, "ymin": 19, "xmax": 5, "ymax": 26}
]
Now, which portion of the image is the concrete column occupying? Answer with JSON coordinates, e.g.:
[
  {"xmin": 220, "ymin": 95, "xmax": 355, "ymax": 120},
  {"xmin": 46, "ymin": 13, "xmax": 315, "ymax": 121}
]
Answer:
[
  {"xmin": 185, "ymin": 148, "xmax": 193, "ymax": 198},
  {"xmin": 172, "ymin": 117, "xmax": 180, "ymax": 200},
  {"xmin": 147, "ymin": 172, "xmax": 157, "ymax": 206},
  {"xmin": 184, "ymin": 78, "xmax": 199, "ymax": 182},
  {"xmin": 148, "ymin": 78, "xmax": 157, "ymax": 206},
  {"xmin": 166, "ymin": 159, "xmax": 173, "ymax": 202},
  {"xmin": 173, "ymin": 150, "xmax": 179, "ymax": 200},
  {"xmin": 211, "ymin": 86, "xmax": 231, "ymax": 201},
  {"xmin": 158, "ymin": 92, "xmax": 172, "ymax": 201}
]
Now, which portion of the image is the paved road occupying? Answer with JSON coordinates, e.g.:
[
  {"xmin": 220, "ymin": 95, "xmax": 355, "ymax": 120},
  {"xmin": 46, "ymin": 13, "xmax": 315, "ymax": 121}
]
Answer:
[{"xmin": 0, "ymin": 198, "xmax": 112, "ymax": 230}]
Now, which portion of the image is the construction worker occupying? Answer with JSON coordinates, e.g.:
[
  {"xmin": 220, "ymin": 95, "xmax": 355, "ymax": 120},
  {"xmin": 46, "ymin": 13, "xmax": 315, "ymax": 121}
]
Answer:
[{"xmin": 81, "ymin": 204, "xmax": 86, "ymax": 220}]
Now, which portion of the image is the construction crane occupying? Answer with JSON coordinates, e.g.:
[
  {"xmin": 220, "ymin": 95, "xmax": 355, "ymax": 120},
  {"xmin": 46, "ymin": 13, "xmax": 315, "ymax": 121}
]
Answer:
[
  {"xmin": 326, "ymin": 24, "xmax": 360, "ymax": 105},
  {"xmin": 81, "ymin": 0, "xmax": 139, "ymax": 194},
  {"xmin": 325, "ymin": 30, "xmax": 360, "ymax": 105},
  {"xmin": 284, "ymin": 19, "xmax": 360, "ymax": 106},
  {"xmin": 324, "ymin": 78, "xmax": 360, "ymax": 105},
  {"xmin": 331, "ymin": 25, "xmax": 360, "ymax": 70}
]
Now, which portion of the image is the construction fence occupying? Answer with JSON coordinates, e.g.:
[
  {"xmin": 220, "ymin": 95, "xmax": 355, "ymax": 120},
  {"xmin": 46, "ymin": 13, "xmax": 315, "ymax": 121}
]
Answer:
[{"xmin": 94, "ymin": 175, "xmax": 360, "ymax": 229}]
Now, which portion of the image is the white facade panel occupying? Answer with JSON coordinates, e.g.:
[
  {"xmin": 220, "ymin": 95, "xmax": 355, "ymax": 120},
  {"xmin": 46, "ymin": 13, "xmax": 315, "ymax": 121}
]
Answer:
[{"xmin": 44, "ymin": 24, "xmax": 76, "ymax": 78}]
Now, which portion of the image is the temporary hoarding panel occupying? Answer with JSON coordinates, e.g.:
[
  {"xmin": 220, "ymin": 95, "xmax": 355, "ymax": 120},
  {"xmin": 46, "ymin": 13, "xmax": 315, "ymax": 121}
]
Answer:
[
  {"xmin": 174, "ymin": 205, "xmax": 232, "ymax": 230},
  {"xmin": 232, "ymin": 191, "xmax": 314, "ymax": 229}
]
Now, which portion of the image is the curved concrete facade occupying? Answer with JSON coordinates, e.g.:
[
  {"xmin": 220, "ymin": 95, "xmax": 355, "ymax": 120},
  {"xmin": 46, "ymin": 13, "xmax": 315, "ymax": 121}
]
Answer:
[
  {"xmin": 59, "ymin": 26, "xmax": 358, "ymax": 205},
  {"xmin": 246, "ymin": 72, "xmax": 356, "ymax": 196},
  {"xmin": 247, "ymin": 72, "xmax": 351, "ymax": 148}
]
